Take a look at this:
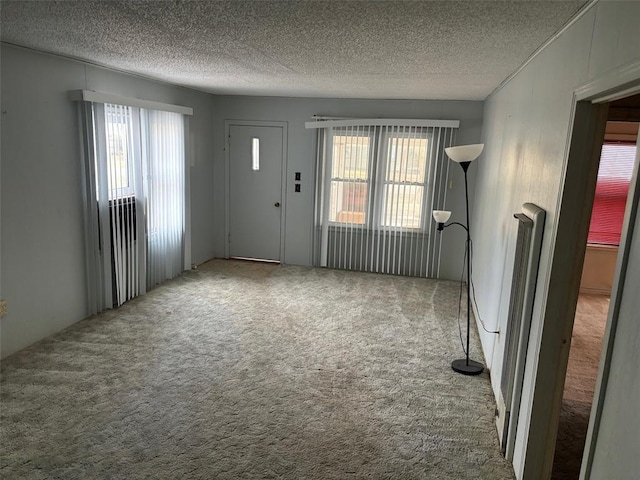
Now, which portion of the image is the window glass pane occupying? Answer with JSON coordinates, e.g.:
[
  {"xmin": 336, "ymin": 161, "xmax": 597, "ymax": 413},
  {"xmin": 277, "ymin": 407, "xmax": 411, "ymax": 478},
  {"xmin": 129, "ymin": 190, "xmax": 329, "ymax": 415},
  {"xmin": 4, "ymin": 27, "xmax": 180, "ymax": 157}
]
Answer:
[
  {"xmin": 386, "ymin": 135, "xmax": 428, "ymax": 183},
  {"xmin": 332, "ymin": 135, "xmax": 370, "ymax": 180},
  {"xmin": 251, "ymin": 137, "xmax": 260, "ymax": 171},
  {"xmin": 329, "ymin": 181, "xmax": 367, "ymax": 224},
  {"xmin": 105, "ymin": 104, "xmax": 133, "ymax": 198},
  {"xmin": 382, "ymin": 185, "xmax": 424, "ymax": 229},
  {"xmin": 588, "ymin": 143, "xmax": 636, "ymax": 245}
]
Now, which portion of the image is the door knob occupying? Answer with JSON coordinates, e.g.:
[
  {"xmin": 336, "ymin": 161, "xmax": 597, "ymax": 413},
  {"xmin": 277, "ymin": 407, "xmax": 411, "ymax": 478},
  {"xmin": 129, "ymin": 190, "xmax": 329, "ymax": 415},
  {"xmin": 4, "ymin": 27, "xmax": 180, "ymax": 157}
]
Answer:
[{"xmin": 274, "ymin": 202, "xmax": 280, "ymax": 207}]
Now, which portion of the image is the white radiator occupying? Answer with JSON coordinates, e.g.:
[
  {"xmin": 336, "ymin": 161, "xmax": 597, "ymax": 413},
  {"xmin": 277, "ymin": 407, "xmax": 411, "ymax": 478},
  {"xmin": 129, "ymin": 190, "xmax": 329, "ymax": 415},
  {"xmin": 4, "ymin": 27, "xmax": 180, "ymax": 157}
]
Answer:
[{"xmin": 496, "ymin": 203, "xmax": 546, "ymax": 460}]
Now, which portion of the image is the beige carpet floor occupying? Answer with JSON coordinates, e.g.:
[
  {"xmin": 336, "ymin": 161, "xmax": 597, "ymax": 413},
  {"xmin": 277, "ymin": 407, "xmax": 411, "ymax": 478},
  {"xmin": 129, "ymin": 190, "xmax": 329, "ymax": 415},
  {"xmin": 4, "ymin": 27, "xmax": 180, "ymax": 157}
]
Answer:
[
  {"xmin": 551, "ymin": 294, "xmax": 609, "ymax": 480},
  {"xmin": 1, "ymin": 259, "xmax": 513, "ymax": 479}
]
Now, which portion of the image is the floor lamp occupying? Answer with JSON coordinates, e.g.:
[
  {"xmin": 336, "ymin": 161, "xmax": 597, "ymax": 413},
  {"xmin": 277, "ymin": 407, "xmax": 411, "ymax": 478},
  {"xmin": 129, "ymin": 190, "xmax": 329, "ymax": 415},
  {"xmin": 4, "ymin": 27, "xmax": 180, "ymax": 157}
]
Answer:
[{"xmin": 433, "ymin": 143, "xmax": 485, "ymax": 376}]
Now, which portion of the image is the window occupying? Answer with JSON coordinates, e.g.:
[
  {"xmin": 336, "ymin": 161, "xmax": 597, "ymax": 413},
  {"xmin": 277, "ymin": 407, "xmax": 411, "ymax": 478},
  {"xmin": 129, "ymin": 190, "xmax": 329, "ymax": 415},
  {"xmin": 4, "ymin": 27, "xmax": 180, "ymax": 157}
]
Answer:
[
  {"xmin": 382, "ymin": 131, "xmax": 429, "ymax": 229},
  {"xmin": 311, "ymin": 118, "xmax": 457, "ymax": 277},
  {"xmin": 329, "ymin": 127, "xmax": 431, "ymax": 230},
  {"xmin": 79, "ymin": 98, "xmax": 187, "ymax": 311},
  {"xmin": 329, "ymin": 132, "xmax": 371, "ymax": 224},
  {"xmin": 588, "ymin": 143, "xmax": 636, "ymax": 245},
  {"xmin": 104, "ymin": 104, "xmax": 135, "ymax": 199},
  {"xmin": 251, "ymin": 137, "xmax": 260, "ymax": 171}
]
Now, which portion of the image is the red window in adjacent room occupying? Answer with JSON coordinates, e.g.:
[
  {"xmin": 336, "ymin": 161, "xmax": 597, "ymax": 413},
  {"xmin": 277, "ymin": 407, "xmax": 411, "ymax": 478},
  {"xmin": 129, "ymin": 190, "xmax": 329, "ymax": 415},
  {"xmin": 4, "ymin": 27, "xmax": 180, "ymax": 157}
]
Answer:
[{"xmin": 588, "ymin": 143, "xmax": 637, "ymax": 245}]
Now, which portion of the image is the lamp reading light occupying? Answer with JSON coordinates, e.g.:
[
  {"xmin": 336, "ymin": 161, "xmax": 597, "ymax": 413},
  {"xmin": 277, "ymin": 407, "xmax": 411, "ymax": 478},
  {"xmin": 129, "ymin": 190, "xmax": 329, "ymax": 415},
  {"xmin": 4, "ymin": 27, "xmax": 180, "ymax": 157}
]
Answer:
[
  {"xmin": 444, "ymin": 144, "xmax": 484, "ymax": 164},
  {"xmin": 432, "ymin": 210, "xmax": 452, "ymax": 230}
]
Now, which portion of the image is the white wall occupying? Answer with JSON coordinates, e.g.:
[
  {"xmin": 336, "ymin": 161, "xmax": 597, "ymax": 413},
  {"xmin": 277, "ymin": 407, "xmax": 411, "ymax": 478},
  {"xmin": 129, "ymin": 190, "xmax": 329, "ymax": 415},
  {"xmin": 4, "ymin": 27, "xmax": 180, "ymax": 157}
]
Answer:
[
  {"xmin": 211, "ymin": 96, "xmax": 484, "ymax": 280},
  {"xmin": 579, "ymin": 244, "xmax": 617, "ymax": 295},
  {"xmin": 472, "ymin": 1, "xmax": 640, "ymax": 478},
  {"xmin": 0, "ymin": 45, "xmax": 216, "ymax": 359}
]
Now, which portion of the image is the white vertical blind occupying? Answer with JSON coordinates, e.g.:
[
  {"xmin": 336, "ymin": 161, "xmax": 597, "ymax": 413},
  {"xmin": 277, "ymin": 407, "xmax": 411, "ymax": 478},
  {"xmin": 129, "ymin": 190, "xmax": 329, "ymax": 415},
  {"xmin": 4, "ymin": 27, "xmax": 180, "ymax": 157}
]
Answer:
[
  {"xmin": 78, "ymin": 101, "xmax": 107, "ymax": 314},
  {"xmin": 103, "ymin": 103, "xmax": 144, "ymax": 306},
  {"xmin": 145, "ymin": 110, "xmax": 185, "ymax": 287},
  {"xmin": 78, "ymin": 99, "xmax": 187, "ymax": 312},
  {"xmin": 313, "ymin": 120, "xmax": 457, "ymax": 278}
]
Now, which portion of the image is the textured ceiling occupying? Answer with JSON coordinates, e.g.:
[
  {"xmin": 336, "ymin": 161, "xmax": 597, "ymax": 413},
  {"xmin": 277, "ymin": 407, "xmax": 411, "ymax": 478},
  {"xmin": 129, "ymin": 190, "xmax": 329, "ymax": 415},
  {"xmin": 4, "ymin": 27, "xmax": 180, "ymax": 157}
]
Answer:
[{"xmin": 1, "ymin": 0, "xmax": 588, "ymax": 100}]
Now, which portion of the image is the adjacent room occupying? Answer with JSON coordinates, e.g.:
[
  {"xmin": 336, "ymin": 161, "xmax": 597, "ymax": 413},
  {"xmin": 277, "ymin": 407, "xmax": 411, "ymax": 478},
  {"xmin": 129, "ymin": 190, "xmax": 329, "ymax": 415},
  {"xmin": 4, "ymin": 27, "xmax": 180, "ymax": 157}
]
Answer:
[
  {"xmin": 1, "ymin": 1, "xmax": 639, "ymax": 479},
  {"xmin": 551, "ymin": 100, "xmax": 640, "ymax": 480}
]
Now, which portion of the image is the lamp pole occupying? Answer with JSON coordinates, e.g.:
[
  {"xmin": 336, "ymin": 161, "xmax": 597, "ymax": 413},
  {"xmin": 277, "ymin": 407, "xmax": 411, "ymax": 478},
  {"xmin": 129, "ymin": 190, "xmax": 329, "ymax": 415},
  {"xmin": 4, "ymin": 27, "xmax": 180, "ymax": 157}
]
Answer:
[
  {"xmin": 433, "ymin": 143, "xmax": 485, "ymax": 375},
  {"xmin": 451, "ymin": 161, "xmax": 484, "ymax": 376}
]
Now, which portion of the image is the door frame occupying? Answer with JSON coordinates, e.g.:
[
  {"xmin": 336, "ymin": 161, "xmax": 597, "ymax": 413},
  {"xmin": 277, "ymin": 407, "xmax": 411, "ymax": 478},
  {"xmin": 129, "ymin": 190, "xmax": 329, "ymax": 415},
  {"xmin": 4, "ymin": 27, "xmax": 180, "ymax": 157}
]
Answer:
[
  {"xmin": 224, "ymin": 120, "xmax": 288, "ymax": 262},
  {"xmin": 520, "ymin": 59, "xmax": 640, "ymax": 480},
  {"xmin": 578, "ymin": 105, "xmax": 640, "ymax": 478}
]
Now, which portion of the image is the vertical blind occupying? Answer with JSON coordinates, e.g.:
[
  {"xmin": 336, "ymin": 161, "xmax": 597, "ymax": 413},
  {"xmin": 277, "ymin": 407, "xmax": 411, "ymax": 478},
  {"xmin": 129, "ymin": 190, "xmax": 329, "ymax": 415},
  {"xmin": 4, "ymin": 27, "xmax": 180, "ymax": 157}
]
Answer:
[
  {"xmin": 308, "ymin": 119, "xmax": 458, "ymax": 278},
  {"xmin": 145, "ymin": 110, "xmax": 185, "ymax": 287},
  {"xmin": 102, "ymin": 103, "xmax": 145, "ymax": 306},
  {"xmin": 78, "ymin": 98, "xmax": 188, "ymax": 313},
  {"xmin": 588, "ymin": 143, "xmax": 637, "ymax": 245}
]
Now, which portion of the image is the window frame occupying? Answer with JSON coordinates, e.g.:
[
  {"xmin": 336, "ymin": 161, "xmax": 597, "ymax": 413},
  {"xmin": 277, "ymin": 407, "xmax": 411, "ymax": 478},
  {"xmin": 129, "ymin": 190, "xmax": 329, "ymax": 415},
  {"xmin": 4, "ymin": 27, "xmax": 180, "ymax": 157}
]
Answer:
[
  {"xmin": 104, "ymin": 103, "xmax": 137, "ymax": 200},
  {"xmin": 326, "ymin": 125, "xmax": 434, "ymax": 232},
  {"xmin": 376, "ymin": 126, "xmax": 433, "ymax": 231},
  {"xmin": 327, "ymin": 126, "xmax": 376, "ymax": 227}
]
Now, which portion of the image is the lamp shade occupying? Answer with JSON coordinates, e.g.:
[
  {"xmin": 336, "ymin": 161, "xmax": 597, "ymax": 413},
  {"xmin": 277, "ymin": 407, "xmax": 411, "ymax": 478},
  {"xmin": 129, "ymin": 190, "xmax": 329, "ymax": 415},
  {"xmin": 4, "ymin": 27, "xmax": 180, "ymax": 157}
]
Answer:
[
  {"xmin": 445, "ymin": 144, "xmax": 484, "ymax": 163},
  {"xmin": 432, "ymin": 210, "xmax": 452, "ymax": 223}
]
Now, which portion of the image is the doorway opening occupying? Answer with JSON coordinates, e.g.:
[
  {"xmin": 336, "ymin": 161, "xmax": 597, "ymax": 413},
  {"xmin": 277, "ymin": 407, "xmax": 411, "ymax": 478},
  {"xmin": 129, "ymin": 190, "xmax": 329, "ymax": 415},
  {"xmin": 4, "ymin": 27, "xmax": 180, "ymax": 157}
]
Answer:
[{"xmin": 551, "ymin": 95, "xmax": 640, "ymax": 480}]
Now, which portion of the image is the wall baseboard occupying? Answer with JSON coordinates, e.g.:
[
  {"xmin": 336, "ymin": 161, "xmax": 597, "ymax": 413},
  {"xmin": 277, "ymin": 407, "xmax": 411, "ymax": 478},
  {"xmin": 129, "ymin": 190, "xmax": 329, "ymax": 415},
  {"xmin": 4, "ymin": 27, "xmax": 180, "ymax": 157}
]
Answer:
[{"xmin": 579, "ymin": 287, "xmax": 611, "ymax": 296}]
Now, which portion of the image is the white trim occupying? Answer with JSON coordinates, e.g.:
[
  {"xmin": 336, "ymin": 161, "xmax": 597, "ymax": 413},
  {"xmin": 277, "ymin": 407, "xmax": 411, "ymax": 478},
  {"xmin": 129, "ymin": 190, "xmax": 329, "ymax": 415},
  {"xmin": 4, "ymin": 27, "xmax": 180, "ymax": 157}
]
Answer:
[
  {"xmin": 69, "ymin": 90, "xmax": 193, "ymax": 116},
  {"xmin": 575, "ymin": 59, "xmax": 640, "ymax": 103},
  {"xmin": 305, "ymin": 118, "xmax": 460, "ymax": 129}
]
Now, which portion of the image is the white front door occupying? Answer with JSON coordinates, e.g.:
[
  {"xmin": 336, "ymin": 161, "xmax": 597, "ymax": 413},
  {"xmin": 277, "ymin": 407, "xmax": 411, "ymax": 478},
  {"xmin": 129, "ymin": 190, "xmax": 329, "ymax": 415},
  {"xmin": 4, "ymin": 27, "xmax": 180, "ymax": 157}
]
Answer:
[{"xmin": 228, "ymin": 124, "xmax": 284, "ymax": 261}]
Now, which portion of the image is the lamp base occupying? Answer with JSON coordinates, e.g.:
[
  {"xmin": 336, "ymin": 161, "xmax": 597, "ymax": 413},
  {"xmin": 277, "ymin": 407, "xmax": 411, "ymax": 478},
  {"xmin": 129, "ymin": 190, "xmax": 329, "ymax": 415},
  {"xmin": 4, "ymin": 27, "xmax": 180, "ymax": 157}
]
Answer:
[{"xmin": 451, "ymin": 358, "xmax": 484, "ymax": 376}]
